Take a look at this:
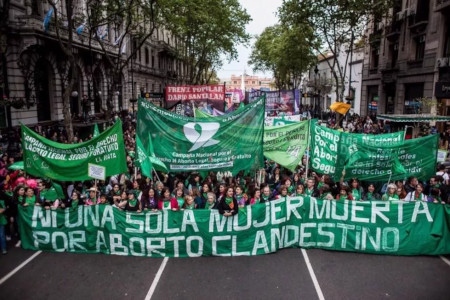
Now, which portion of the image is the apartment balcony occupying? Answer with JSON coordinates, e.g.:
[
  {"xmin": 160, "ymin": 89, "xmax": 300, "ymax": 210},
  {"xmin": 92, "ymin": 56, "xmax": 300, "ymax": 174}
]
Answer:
[
  {"xmin": 435, "ymin": 0, "xmax": 450, "ymax": 12},
  {"xmin": 380, "ymin": 63, "xmax": 399, "ymax": 83},
  {"xmin": 385, "ymin": 23, "xmax": 401, "ymax": 42},
  {"xmin": 407, "ymin": 59, "xmax": 423, "ymax": 69}
]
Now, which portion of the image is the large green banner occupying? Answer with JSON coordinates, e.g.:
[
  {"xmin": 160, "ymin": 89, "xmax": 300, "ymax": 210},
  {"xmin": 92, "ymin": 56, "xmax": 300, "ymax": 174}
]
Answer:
[
  {"xmin": 264, "ymin": 120, "xmax": 309, "ymax": 172},
  {"xmin": 136, "ymin": 96, "xmax": 265, "ymax": 174},
  {"xmin": 18, "ymin": 199, "xmax": 450, "ymax": 257},
  {"xmin": 308, "ymin": 121, "xmax": 438, "ymax": 181},
  {"xmin": 21, "ymin": 120, "xmax": 128, "ymax": 181}
]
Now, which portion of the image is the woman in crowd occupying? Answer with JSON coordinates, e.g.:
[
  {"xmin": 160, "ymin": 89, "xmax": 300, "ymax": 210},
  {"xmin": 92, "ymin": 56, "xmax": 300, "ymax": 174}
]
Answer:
[
  {"xmin": 292, "ymin": 184, "xmax": 305, "ymax": 197},
  {"xmin": 204, "ymin": 192, "xmax": 218, "ymax": 210},
  {"xmin": 218, "ymin": 186, "xmax": 238, "ymax": 217},
  {"xmin": 248, "ymin": 189, "xmax": 261, "ymax": 205},
  {"xmin": 215, "ymin": 183, "xmax": 226, "ymax": 203},
  {"xmin": 158, "ymin": 187, "xmax": 179, "ymax": 210},
  {"xmin": 108, "ymin": 183, "xmax": 122, "ymax": 205},
  {"xmin": 318, "ymin": 184, "xmax": 334, "ymax": 200},
  {"xmin": 199, "ymin": 183, "xmax": 211, "ymax": 208},
  {"xmin": 235, "ymin": 185, "xmax": 245, "ymax": 208},
  {"xmin": 174, "ymin": 188, "xmax": 185, "ymax": 208},
  {"xmin": 23, "ymin": 187, "xmax": 37, "ymax": 207},
  {"xmin": 61, "ymin": 190, "xmax": 82, "ymax": 209},
  {"xmin": 140, "ymin": 188, "xmax": 158, "ymax": 211},
  {"xmin": 84, "ymin": 187, "xmax": 98, "ymax": 206},
  {"xmin": 363, "ymin": 183, "xmax": 381, "ymax": 201},
  {"xmin": 348, "ymin": 178, "xmax": 364, "ymax": 201},
  {"xmin": 119, "ymin": 190, "xmax": 141, "ymax": 212},
  {"xmin": 275, "ymin": 185, "xmax": 289, "ymax": 201},
  {"xmin": 182, "ymin": 195, "xmax": 196, "ymax": 209},
  {"xmin": 382, "ymin": 183, "xmax": 399, "ymax": 201},
  {"xmin": 336, "ymin": 185, "xmax": 353, "ymax": 200},
  {"xmin": 291, "ymin": 173, "xmax": 303, "ymax": 189},
  {"xmin": 404, "ymin": 183, "xmax": 428, "ymax": 202},
  {"xmin": 260, "ymin": 185, "xmax": 273, "ymax": 203}
]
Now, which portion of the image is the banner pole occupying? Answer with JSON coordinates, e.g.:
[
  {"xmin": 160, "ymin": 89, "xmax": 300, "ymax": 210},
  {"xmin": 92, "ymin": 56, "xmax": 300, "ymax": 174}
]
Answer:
[
  {"xmin": 305, "ymin": 119, "xmax": 312, "ymax": 177},
  {"xmin": 153, "ymin": 167, "xmax": 162, "ymax": 183}
]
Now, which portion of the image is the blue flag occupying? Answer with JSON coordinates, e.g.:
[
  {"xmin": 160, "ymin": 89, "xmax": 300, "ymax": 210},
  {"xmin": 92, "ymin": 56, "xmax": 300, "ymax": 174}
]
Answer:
[
  {"xmin": 76, "ymin": 22, "xmax": 86, "ymax": 35},
  {"xmin": 43, "ymin": 8, "xmax": 53, "ymax": 32}
]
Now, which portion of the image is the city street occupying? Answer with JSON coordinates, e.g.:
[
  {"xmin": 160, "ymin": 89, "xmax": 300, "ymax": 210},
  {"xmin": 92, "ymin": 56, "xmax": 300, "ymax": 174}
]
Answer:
[{"xmin": 1, "ymin": 244, "xmax": 449, "ymax": 300}]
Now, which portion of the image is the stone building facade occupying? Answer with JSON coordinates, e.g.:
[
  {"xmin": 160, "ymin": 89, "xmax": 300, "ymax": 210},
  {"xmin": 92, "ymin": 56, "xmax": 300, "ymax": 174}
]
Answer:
[
  {"xmin": 361, "ymin": 0, "xmax": 450, "ymax": 118},
  {"xmin": 0, "ymin": 0, "xmax": 184, "ymax": 129}
]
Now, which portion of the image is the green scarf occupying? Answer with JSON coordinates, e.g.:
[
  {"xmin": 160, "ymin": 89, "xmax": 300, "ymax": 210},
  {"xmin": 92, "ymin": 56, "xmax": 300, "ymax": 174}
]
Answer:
[
  {"xmin": 128, "ymin": 199, "xmax": 137, "ymax": 206},
  {"xmin": 163, "ymin": 200, "xmax": 171, "ymax": 209},
  {"xmin": 352, "ymin": 189, "xmax": 361, "ymax": 200},
  {"xmin": 225, "ymin": 197, "xmax": 233, "ymax": 205},
  {"xmin": 205, "ymin": 202, "xmax": 215, "ymax": 209},
  {"xmin": 185, "ymin": 203, "xmax": 195, "ymax": 209},
  {"xmin": 25, "ymin": 195, "xmax": 36, "ymax": 205}
]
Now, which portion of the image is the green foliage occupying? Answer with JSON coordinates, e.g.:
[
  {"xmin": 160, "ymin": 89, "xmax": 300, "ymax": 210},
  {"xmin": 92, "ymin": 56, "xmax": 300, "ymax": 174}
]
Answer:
[
  {"xmin": 249, "ymin": 24, "xmax": 317, "ymax": 89},
  {"xmin": 163, "ymin": 0, "xmax": 251, "ymax": 84},
  {"xmin": 278, "ymin": 0, "xmax": 394, "ymax": 99}
]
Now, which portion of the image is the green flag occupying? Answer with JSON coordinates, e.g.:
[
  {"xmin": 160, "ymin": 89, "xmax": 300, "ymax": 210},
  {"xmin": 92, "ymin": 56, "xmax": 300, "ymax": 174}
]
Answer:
[
  {"xmin": 22, "ymin": 120, "xmax": 128, "ymax": 181},
  {"xmin": 135, "ymin": 134, "xmax": 168, "ymax": 178},
  {"xmin": 263, "ymin": 120, "xmax": 309, "ymax": 172},
  {"xmin": 137, "ymin": 95, "xmax": 265, "ymax": 174},
  {"xmin": 93, "ymin": 123, "xmax": 100, "ymax": 138}
]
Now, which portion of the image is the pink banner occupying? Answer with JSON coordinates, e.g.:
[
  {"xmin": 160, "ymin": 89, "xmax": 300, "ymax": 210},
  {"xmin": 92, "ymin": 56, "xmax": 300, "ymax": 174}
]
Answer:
[{"xmin": 165, "ymin": 85, "xmax": 225, "ymax": 102}]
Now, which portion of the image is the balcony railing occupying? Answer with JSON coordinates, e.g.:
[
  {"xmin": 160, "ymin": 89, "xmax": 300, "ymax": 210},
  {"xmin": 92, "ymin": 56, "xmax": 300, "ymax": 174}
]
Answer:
[{"xmin": 435, "ymin": 0, "xmax": 450, "ymax": 12}]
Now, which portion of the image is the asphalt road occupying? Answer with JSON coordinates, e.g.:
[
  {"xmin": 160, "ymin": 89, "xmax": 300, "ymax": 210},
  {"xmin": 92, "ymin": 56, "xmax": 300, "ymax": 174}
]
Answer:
[{"xmin": 1, "ymin": 242, "xmax": 449, "ymax": 300}]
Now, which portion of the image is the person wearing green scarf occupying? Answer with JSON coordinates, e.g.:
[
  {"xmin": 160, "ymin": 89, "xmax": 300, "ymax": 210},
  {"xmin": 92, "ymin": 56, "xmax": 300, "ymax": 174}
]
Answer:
[
  {"xmin": 23, "ymin": 187, "xmax": 37, "ymax": 207},
  {"xmin": 119, "ymin": 190, "xmax": 141, "ymax": 212},
  {"xmin": 362, "ymin": 184, "xmax": 381, "ymax": 201},
  {"xmin": 0, "ymin": 198, "xmax": 7, "ymax": 254},
  {"xmin": 218, "ymin": 187, "xmax": 238, "ymax": 217},
  {"xmin": 261, "ymin": 186, "xmax": 273, "ymax": 203},
  {"xmin": 204, "ymin": 192, "xmax": 218, "ymax": 210},
  {"xmin": 182, "ymin": 195, "xmax": 197, "ymax": 210}
]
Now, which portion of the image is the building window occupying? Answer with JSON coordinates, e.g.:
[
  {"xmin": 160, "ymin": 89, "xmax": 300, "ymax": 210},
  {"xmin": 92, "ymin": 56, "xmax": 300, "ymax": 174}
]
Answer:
[
  {"xmin": 234, "ymin": 81, "xmax": 237, "ymax": 84},
  {"xmin": 416, "ymin": 0, "xmax": 429, "ymax": 22},
  {"xmin": 367, "ymin": 86, "xmax": 379, "ymax": 114},
  {"xmin": 370, "ymin": 47, "xmax": 379, "ymax": 71},
  {"xmin": 415, "ymin": 35, "xmax": 426, "ymax": 61},
  {"xmin": 444, "ymin": 21, "xmax": 450, "ymax": 57},
  {"xmin": 404, "ymin": 83, "xmax": 424, "ymax": 114},
  {"xmin": 390, "ymin": 43, "xmax": 399, "ymax": 68}
]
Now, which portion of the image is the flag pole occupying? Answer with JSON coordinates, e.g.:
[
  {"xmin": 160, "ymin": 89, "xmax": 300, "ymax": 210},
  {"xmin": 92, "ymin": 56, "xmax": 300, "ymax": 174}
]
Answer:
[
  {"xmin": 153, "ymin": 167, "xmax": 162, "ymax": 183},
  {"xmin": 304, "ymin": 119, "xmax": 312, "ymax": 178}
]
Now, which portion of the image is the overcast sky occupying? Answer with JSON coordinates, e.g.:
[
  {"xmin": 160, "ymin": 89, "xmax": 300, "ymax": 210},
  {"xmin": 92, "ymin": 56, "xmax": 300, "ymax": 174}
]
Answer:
[{"xmin": 217, "ymin": 0, "xmax": 282, "ymax": 80}]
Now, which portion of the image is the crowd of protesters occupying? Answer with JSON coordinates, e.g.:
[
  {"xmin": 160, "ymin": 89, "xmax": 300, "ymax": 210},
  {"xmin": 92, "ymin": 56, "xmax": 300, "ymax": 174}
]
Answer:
[{"xmin": 0, "ymin": 111, "xmax": 449, "ymax": 255}]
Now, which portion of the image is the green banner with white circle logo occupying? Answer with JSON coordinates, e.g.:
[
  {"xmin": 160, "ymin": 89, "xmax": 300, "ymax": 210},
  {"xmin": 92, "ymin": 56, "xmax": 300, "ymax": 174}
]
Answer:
[{"xmin": 137, "ymin": 96, "xmax": 265, "ymax": 174}]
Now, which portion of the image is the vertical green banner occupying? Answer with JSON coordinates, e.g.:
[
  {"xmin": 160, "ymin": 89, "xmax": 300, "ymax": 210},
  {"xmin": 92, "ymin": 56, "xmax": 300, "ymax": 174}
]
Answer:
[
  {"xmin": 21, "ymin": 120, "xmax": 128, "ymax": 181},
  {"xmin": 137, "ymin": 96, "xmax": 265, "ymax": 174}
]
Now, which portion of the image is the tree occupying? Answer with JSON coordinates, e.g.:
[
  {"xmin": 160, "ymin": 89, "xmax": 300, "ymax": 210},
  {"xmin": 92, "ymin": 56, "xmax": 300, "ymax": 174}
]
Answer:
[
  {"xmin": 48, "ymin": 0, "xmax": 77, "ymax": 142},
  {"xmin": 248, "ymin": 24, "xmax": 317, "ymax": 90},
  {"xmin": 278, "ymin": 0, "xmax": 394, "ymax": 101},
  {"xmin": 164, "ymin": 0, "xmax": 251, "ymax": 84}
]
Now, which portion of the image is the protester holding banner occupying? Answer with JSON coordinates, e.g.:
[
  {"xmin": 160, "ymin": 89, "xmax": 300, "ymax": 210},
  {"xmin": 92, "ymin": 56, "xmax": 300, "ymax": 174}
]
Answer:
[
  {"xmin": 84, "ymin": 187, "xmax": 98, "ymax": 206},
  {"xmin": 61, "ymin": 190, "xmax": 82, "ymax": 209},
  {"xmin": 158, "ymin": 187, "xmax": 179, "ymax": 210},
  {"xmin": 291, "ymin": 184, "xmax": 306, "ymax": 197},
  {"xmin": 382, "ymin": 184, "xmax": 400, "ymax": 201},
  {"xmin": 403, "ymin": 183, "xmax": 428, "ymax": 202},
  {"xmin": 181, "ymin": 195, "xmax": 196, "ymax": 210},
  {"xmin": 204, "ymin": 192, "xmax": 218, "ymax": 210},
  {"xmin": 362, "ymin": 184, "xmax": 381, "ymax": 201},
  {"xmin": 260, "ymin": 185, "xmax": 274, "ymax": 203},
  {"xmin": 23, "ymin": 187, "xmax": 38, "ymax": 207},
  {"xmin": 218, "ymin": 187, "xmax": 238, "ymax": 217},
  {"xmin": 140, "ymin": 188, "xmax": 158, "ymax": 211},
  {"xmin": 119, "ymin": 190, "xmax": 141, "ymax": 212}
]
